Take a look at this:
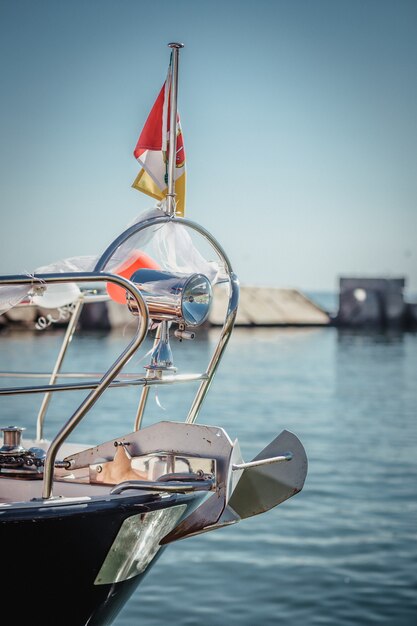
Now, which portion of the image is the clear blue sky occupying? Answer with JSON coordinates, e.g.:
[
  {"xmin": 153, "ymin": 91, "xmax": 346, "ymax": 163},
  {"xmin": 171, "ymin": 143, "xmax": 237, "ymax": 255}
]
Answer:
[{"xmin": 0, "ymin": 0, "xmax": 416, "ymax": 293}]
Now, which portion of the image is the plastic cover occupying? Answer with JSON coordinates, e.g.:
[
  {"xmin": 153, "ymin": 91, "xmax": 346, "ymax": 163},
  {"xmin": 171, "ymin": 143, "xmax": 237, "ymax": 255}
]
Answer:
[{"xmin": 0, "ymin": 207, "xmax": 226, "ymax": 315}]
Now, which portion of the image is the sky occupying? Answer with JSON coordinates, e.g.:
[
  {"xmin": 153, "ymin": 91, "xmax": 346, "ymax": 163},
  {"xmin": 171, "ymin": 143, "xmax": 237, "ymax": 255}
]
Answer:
[{"xmin": 0, "ymin": 0, "xmax": 416, "ymax": 294}]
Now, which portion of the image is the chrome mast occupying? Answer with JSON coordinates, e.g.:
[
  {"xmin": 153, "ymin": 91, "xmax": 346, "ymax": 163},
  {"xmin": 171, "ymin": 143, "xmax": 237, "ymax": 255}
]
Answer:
[
  {"xmin": 134, "ymin": 43, "xmax": 184, "ymax": 429},
  {"xmin": 165, "ymin": 42, "xmax": 184, "ymax": 217}
]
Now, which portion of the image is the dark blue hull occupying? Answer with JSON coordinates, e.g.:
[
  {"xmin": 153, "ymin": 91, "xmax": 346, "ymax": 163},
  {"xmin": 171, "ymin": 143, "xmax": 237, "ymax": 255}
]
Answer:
[{"xmin": 0, "ymin": 490, "xmax": 202, "ymax": 625}]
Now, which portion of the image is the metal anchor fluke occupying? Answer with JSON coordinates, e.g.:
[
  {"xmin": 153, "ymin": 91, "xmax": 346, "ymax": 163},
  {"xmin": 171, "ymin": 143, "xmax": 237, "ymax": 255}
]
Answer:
[{"xmin": 228, "ymin": 430, "xmax": 308, "ymax": 520}]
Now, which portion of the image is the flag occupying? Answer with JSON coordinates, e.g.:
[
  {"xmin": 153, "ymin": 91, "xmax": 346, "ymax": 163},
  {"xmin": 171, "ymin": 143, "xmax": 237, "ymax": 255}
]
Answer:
[{"xmin": 132, "ymin": 63, "xmax": 186, "ymax": 216}]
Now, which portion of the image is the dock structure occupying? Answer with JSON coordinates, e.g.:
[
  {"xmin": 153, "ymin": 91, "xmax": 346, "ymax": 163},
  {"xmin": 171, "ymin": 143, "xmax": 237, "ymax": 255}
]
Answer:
[
  {"xmin": 209, "ymin": 285, "xmax": 330, "ymax": 327},
  {"xmin": 91, "ymin": 287, "xmax": 330, "ymax": 329},
  {"xmin": 0, "ymin": 286, "xmax": 331, "ymax": 330},
  {"xmin": 4, "ymin": 280, "xmax": 417, "ymax": 331},
  {"xmin": 335, "ymin": 277, "xmax": 411, "ymax": 328}
]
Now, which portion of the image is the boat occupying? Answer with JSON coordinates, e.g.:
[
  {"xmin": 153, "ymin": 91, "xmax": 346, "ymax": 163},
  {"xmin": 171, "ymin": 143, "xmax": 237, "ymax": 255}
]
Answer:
[{"xmin": 0, "ymin": 43, "xmax": 308, "ymax": 625}]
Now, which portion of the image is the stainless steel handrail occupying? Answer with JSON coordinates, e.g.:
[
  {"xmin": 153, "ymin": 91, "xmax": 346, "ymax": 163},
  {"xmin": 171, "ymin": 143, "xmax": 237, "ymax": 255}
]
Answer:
[
  {"xmin": 94, "ymin": 214, "xmax": 240, "ymax": 425},
  {"xmin": 0, "ymin": 272, "xmax": 149, "ymax": 499},
  {"xmin": 36, "ymin": 295, "xmax": 85, "ymax": 440},
  {"xmin": 186, "ymin": 271, "xmax": 239, "ymax": 423},
  {"xmin": 0, "ymin": 371, "xmax": 204, "ymax": 380},
  {"xmin": 12, "ymin": 292, "xmax": 111, "ymax": 307},
  {"xmin": 94, "ymin": 215, "xmax": 234, "ymax": 273},
  {"xmin": 33, "ymin": 291, "xmax": 113, "ymax": 437},
  {"xmin": 0, "ymin": 373, "xmax": 208, "ymax": 394}
]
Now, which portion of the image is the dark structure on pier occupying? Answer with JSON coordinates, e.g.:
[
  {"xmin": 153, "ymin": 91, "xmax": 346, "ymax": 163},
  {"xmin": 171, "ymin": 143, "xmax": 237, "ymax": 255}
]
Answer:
[{"xmin": 335, "ymin": 277, "xmax": 416, "ymax": 329}]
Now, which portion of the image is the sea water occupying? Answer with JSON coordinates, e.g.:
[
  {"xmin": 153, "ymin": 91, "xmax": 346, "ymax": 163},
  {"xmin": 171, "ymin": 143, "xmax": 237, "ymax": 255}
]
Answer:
[{"xmin": 1, "ymin": 325, "xmax": 416, "ymax": 626}]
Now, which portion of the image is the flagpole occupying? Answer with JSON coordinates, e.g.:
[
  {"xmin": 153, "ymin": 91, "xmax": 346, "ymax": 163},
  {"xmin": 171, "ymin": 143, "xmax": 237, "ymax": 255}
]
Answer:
[{"xmin": 166, "ymin": 42, "xmax": 184, "ymax": 216}]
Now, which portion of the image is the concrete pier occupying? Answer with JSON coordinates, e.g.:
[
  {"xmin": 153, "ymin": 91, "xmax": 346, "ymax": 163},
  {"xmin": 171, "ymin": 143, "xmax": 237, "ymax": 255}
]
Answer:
[
  {"xmin": 209, "ymin": 285, "xmax": 330, "ymax": 327},
  {"xmin": 0, "ymin": 286, "xmax": 330, "ymax": 330}
]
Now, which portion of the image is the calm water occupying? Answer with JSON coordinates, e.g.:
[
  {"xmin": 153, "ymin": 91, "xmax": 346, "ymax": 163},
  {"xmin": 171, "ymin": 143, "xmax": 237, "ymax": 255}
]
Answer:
[{"xmin": 1, "ymin": 325, "xmax": 416, "ymax": 625}]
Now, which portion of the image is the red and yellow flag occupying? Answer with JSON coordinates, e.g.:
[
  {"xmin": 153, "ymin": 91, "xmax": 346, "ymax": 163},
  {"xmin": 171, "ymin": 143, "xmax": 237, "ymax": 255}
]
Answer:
[{"xmin": 132, "ymin": 66, "xmax": 186, "ymax": 216}]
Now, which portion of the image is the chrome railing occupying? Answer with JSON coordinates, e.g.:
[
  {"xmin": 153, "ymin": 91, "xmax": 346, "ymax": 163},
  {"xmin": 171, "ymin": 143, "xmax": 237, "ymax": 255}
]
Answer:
[
  {"xmin": 0, "ymin": 215, "xmax": 240, "ymax": 498},
  {"xmin": 0, "ymin": 272, "xmax": 149, "ymax": 498},
  {"xmin": 94, "ymin": 214, "xmax": 239, "ymax": 425}
]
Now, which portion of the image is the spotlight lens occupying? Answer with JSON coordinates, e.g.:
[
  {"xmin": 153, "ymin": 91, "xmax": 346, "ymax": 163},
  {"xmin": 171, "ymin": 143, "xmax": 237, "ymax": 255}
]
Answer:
[
  {"xmin": 182, "ymin": 274, "xmax": 212, "ymax": 326},
  {"xmin": 128, "ymin": 269, "xmax": 213, "ymax": 326}
]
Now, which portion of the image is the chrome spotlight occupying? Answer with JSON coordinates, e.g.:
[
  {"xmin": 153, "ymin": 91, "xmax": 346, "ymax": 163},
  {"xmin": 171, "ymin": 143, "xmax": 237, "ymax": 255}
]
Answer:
[{"xmin": 127, "ymin": 269, "xmax": 212, "ymax": 327}]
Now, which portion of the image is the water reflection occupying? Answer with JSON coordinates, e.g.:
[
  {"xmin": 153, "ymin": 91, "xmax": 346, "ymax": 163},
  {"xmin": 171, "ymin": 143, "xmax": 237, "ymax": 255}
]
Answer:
[
  {"xmin": 1, "ymin": 327, "xmax": 417, "ymax": 625},
  {"xmin": 336, "ymin": 327, "xmax": 406, "ymax": 346}
]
